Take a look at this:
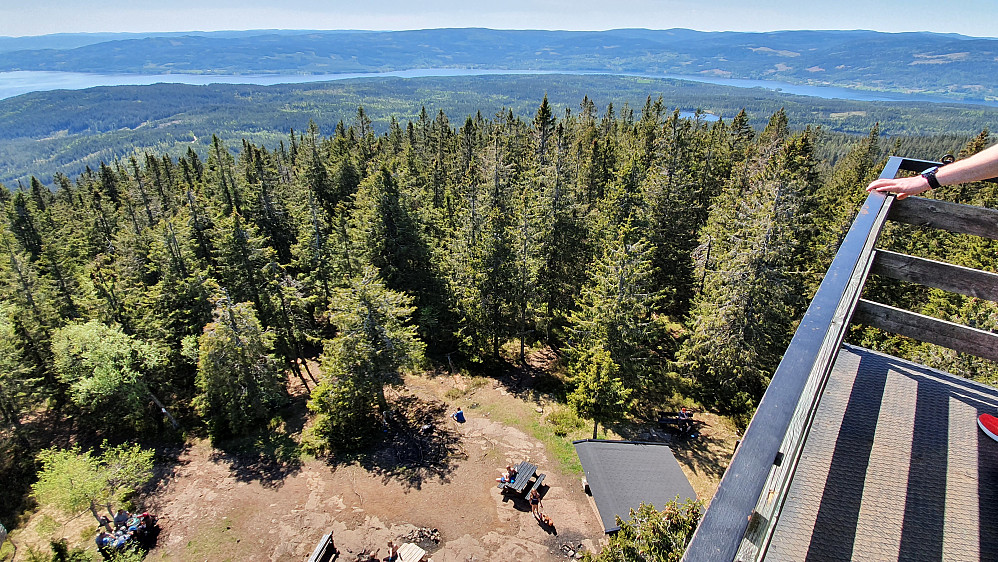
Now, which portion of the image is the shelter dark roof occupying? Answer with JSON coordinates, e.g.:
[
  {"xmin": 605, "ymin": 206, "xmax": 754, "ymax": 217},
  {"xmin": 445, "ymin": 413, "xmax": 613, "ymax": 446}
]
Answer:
[
  {"xmin": 766, "ymin": 344, "xmax": 998, "ymax": 560},
  {"xmin": 573, "ymin": 439, "xmax": 696, "ymax": 533}
]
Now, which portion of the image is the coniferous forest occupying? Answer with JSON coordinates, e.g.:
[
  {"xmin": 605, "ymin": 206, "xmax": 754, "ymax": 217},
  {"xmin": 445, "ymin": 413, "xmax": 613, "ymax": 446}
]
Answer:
[{"xmin": 1, "ymin": 94, "xmax": 996, "ymax": 550}]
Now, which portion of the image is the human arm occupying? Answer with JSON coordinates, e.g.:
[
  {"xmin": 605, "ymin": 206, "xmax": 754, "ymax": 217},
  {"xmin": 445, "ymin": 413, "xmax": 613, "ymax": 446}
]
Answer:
[{"xmin": 867, "ymin": 144, "xmax": 998, "ymax": 200}]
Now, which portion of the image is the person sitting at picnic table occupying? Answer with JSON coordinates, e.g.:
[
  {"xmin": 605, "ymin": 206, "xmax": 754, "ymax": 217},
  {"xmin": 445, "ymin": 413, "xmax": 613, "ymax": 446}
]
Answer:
[
  {"xmin": 386, "ymin": 539, "xmax": 400, "ymax": 561},
  {"xmin": 529, "ymin": 489, "xmax": 543, "ymax": 519},
  {"xmin": 113, "ymin": 508, "xmax": 130, "ymax": 528},
  {"xmin": 110, "ymin": 528, "xmax": 133, "ymax": 550},
  {"xmin": 96, "ymin": 531, "xmax": 113, "ymax": 550},
  {"xmin": 496, "ymin": 464, "xmax": 517, "ymax": 484},
  {"xmin": 678, "ymin": 407, "xmax": 692, "ymax": 433}
]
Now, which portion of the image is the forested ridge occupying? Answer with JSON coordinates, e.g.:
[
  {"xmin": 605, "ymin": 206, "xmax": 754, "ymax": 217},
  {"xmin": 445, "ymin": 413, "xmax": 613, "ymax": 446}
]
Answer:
[
  {"xmin": 5, "ymin": 74, "xmax": 998, "ymax": 188},
  {"xmin": 3, "ymin": 28, "xmax": 998, "ymax": 102},
  {"xmin": 1, "ymin": 95, "xmax": 996, "ymax": 542}
]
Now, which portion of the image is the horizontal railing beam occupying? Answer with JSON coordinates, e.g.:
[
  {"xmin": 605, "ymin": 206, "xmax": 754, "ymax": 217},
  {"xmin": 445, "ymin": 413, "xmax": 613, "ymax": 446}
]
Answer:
[
  {"xmin": 888, "ymin": 196, "xmax": 998, "ymax": 240},
  {"xmin": 854, "ymin": 299, "xmax": 998, "ymax": 362},
  {"xmin": 871, "ymin": 250, "xmax": 998, "ymax": 302}
]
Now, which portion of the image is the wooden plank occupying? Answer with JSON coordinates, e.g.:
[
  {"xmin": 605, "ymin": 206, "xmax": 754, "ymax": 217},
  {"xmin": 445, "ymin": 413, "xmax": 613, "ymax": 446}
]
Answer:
[
  {"xmin": 888, "ymin": 196, "xmax": 998, "ymax": 240},
  {"xmin": 871, "ymin": 250, "xmax": 998, "ymax": 302},
  {"xmin": 530, "ymin": 474, "xmax": 546, "ymax": 494},
  {"xmin": 398, "ymin": 542, "xmax": 425, "ymax": 562},
  {"xmin": 853, "ymin": 299, "xmax": 998, "ymax": 362}
]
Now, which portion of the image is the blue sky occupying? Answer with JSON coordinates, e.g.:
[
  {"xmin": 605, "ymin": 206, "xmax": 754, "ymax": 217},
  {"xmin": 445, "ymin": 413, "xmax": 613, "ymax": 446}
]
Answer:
[{"xmin": 2, "ymin": 0, "xmax": 997, "ymax": 38}]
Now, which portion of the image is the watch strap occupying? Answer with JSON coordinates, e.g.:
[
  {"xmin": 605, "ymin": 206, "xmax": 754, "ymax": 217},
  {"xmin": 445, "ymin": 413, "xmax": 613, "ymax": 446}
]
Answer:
[{"xmin": 921, "ymin": 166, "xmax": 942, "ymax": 190}]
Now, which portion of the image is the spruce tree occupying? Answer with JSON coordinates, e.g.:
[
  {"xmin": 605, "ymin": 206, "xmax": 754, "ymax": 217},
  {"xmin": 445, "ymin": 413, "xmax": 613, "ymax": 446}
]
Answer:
[
  {"xmin": 679, "ymin": 111, "xmax": 822, "ymax": 418},
  {"xmin": 193, "ymin": 293, "xmax": 287, "ymax": 441},
  {"xmin": 305, "ymin": 267, "xmax": 424, "ymax": 451}
]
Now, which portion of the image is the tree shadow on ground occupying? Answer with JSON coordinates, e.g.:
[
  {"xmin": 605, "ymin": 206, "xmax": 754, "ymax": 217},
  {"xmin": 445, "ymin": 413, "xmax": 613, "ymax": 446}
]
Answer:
[
  {"xmin": 208, "ymin": 392, "xmax": 309, "ymax": 489},
  {"xmin": 499, "ymin": 489, "xmax": 534, "ymax": 512},
  {"xmin": 492, "ymin": 348, "xmax": 571, "ymax": 404},
  {"xmin": 137, "ymin": 441, "xmax": 193, "ymax": 518},
  {"xmin": 322, "ymin": 393, "xmax": 466, "ymax": 492},
  {"xmin": 675, "ymin": 426, "xmax": 736, "ymax": 483}
]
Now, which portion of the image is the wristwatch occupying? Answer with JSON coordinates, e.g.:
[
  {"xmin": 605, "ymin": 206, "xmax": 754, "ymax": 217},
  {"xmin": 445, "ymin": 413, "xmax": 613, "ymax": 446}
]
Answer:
[{"xmin": 921, "ymin": 166, "xmax": 942, "ymax": 190}]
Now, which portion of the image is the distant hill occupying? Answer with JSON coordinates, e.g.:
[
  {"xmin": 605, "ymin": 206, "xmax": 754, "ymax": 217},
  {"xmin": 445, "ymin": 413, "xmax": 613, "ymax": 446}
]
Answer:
[
  {"xmin": 2, "ymin": 73, "xmax": 998, "ymax": 188},
  {"xmin": 1, "ymin": 28, "xmax": 997, "ymax": 102}
]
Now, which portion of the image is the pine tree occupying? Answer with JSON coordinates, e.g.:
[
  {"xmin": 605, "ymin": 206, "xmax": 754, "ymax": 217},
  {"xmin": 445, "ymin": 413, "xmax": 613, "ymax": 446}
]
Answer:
[
  {"xmin": 349, "ymin": 165, "xmax": 455, "ymax": 348},
  {"xmin": 568, "ymin": 343, "xmax": 632, "ymax": 439},
  {"xmin": 642, "ymin": 110, "xmax": 730, "ymax": 318},
  {"xmin": 568, "ymin": 221, "xmax": 660, "ymax": 387},
  {"xmin": 679, "ymin": 112, "xmax": 822, "ymax": 418}
]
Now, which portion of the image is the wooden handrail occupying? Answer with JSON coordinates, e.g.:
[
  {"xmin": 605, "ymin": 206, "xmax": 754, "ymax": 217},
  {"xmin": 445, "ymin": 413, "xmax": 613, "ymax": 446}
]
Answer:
[{"xmin": 854, "ymin": 299, "xmax": 998, "ymax": 362}]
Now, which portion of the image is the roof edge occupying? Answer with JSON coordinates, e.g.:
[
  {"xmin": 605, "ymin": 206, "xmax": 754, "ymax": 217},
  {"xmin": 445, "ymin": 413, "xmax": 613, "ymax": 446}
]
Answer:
[{"xmin": 572, "ymin": 439, "xmax": 676, "ymax": 447}]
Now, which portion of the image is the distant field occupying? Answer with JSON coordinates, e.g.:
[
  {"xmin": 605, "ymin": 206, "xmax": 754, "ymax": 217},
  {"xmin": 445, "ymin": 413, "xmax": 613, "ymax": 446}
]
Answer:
[{"xmin": 3, "ymin": 73, "xmax": 998, "ymax": 187}]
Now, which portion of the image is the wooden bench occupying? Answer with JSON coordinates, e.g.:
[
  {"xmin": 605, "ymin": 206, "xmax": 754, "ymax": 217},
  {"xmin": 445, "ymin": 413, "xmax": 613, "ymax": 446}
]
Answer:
[
  {"xmin": 306, "ymin": 531, "xmax": 337, "ymax": 562},
  {"xmin": 529, "ymin": 473, "xmax": 545, "ymax": 495}
]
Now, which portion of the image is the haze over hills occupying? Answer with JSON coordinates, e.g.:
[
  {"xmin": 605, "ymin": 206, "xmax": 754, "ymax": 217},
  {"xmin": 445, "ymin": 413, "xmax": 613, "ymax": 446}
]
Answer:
[{"xmin": 1, "ymin": 28, "xmax": 997, "ymax": 102}]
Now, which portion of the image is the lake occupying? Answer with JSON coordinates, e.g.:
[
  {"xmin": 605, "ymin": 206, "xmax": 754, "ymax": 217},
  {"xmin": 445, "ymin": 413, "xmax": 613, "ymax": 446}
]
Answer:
[{"xmin": 1, "ymin": 68, "xmax": 993, "ymax": 107}]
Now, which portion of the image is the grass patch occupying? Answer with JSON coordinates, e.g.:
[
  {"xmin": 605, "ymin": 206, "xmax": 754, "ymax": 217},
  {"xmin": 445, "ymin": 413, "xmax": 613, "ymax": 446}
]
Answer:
[
  {"xmin": 546, "ymin": 406, "xmax": 587, "ymax": 437},
  {"xmin": 182, "ymin": 516, "xmax": 245, "ymax": 562},
  {"xmin": 34, "ymin": 515, "xmax": 59, "ymax": 538},
  {"xmin": 473, "ymin": 398, "xmax": 604, "ymax": 475},
  {"xmin": 443, "ymin": 376, "xmax": 489, "ymax": 401}
]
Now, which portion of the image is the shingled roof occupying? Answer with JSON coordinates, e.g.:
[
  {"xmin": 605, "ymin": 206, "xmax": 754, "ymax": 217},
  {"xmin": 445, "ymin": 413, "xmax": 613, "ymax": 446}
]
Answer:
[{"xmin": 573, "ymin": 440, "xmax": 697, "ymax": 533}]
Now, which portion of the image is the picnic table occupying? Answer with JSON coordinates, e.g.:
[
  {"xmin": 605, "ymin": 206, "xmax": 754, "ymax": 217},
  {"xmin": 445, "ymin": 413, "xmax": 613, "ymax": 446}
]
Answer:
[
  {"xmin": 305, "ymin": 531, "xmax": 336, "ymax": 562},
  {"xmin": 498, "ymin": 461, "xmax": 546, "ymax": 496},
  {"xmin": 658, "ymin": 411, "xmax": 695, "ymax": 436}
]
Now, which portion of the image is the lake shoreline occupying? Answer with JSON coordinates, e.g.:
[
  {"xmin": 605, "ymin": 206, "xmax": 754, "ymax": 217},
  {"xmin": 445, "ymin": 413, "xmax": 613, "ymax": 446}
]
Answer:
[{"xmin": 3, "ymin": 68, "xmax": 996, "ymax": 108}]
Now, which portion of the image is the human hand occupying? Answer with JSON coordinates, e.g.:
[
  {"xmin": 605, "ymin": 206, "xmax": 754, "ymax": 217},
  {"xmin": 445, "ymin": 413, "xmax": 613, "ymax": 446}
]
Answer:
[{"xmin": 866, "ymin": 175, "xmax": 931, "ymax": 200}]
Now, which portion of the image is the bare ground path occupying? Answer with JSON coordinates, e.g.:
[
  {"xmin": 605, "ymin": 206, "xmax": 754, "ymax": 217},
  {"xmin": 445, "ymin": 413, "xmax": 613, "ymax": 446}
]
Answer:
[
  {"xmin": 143, "ymin": 377, "xmax": 602, "ymax": 562},
  {"xmin": 4, "ymin": 353, "xmax": 738, "ymax": 561}
]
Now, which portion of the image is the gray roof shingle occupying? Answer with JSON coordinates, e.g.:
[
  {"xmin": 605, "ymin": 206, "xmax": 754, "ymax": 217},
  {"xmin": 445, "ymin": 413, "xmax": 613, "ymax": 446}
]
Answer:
[
  {"xmin": 573, "ymin": 440, "xmax": 697, "ymax": 533},
  {"xmin": 766, "ymin": 345, "xmax": 998, "ymax": 561}
]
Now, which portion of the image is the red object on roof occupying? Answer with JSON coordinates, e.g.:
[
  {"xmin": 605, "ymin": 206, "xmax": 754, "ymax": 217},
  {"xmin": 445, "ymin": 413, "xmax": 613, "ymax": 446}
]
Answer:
[{"xmin": 980, "ymin": 413, "xmax": 998, "ymax": 443}]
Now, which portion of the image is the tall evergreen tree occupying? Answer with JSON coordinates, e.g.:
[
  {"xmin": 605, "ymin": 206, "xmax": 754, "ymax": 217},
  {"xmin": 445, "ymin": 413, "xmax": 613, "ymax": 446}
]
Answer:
[
  {"xmin": 567, "ymin": 221, "xmax": 661, "ymax": 387},
  {"xmin": 193, "ymin": 294, "xmax": 287, "ymax": 441},
  {"xmin": 679, "ymin": 112, "xmax": 822, "ymax": 417},
  {"xmin": 305, "ymin": 267, "xmax": 424, "ymax": 451}
]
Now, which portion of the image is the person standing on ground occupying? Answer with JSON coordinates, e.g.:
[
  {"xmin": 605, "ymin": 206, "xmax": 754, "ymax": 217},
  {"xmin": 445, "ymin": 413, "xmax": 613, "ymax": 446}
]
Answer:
[
  {"xmin": 529, "ymin": 489, "xmax": 543, "ymax": 519},
  {"xmin": 867, "ymin": 145, "xmax": 998, "ymax": 442}
]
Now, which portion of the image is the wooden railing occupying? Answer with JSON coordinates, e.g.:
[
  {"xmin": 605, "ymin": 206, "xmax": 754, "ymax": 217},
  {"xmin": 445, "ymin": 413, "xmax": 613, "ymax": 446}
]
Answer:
[
  {"xmin": 856, "ymin": 197, "xmax": 998, "ymax": 362},
  {"xmin": 682, "ymin": 156, "xmax": 998, "ymax": 561}
]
